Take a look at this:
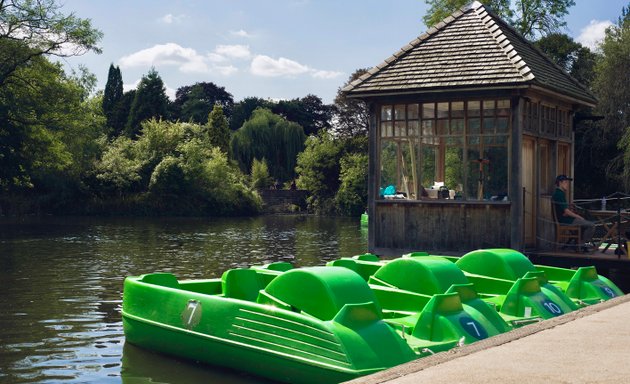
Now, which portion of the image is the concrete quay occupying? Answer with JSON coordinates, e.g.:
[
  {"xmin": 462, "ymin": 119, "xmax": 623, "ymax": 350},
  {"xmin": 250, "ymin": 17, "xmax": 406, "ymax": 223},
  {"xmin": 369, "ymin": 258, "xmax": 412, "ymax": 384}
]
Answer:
[{"xmin": 348, "ymin": 294, "xmax": 630, "ymax": 384}]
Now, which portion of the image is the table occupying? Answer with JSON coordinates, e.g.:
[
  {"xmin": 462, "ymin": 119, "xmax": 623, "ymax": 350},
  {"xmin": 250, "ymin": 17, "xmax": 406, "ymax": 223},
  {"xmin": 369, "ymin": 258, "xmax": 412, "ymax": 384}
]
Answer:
[{"xmin": 589, "ymin": 210, "xmax": 629, "ymax": 256}]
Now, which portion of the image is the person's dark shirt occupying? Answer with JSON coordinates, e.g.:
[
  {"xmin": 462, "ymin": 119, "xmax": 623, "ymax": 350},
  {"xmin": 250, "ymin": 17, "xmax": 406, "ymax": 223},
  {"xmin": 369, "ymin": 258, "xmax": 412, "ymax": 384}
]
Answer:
[{"xmin": 552, "ymin": 187, "xmax": 572, "ymax": 224}]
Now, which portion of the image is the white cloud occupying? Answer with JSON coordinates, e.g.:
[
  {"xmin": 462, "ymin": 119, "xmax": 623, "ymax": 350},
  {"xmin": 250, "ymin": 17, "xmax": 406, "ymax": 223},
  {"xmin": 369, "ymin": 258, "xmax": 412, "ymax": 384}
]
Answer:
[
  {"xmin": 250, "ymin": 55, "xmax": 310, "ymax": 77},
  {"xmin": 158, "ymin": 14, "xmax": 185, "ymax": 24},
  {"xmin": 119, "ymin": 43, "xmax": 207, "ymax": 71},
  {"xmin": 215, "ymin": 44, "xmax": 251, "ymax": 60},
  {"xmin": 311, "ymin": 69, "xmax": 344, "ymax": 79},
  {"xmin": 230, "ymin": 29, "xmax": 253, "ymax": 38},
  {"xmin": 577, "ymin": 20, "xmax": 613, "ymax": 51},
  {"xmin": 119, "ymin": 43, "xmax": 241, "ymax": 76}
]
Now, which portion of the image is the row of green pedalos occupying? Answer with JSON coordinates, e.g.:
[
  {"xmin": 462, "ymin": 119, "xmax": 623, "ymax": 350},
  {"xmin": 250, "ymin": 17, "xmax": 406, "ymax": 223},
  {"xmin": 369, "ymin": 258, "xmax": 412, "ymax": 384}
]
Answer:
[{"xmin": 122, "ymin": 248, "xmax": 623, "ymax": 383}]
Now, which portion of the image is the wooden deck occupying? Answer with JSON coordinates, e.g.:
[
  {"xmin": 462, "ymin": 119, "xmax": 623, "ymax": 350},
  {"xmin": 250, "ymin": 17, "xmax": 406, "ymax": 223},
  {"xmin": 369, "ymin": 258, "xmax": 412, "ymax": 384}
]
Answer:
[{"xmin": 527, "ymin": 245, "xmax": 630, "ymax": 293}]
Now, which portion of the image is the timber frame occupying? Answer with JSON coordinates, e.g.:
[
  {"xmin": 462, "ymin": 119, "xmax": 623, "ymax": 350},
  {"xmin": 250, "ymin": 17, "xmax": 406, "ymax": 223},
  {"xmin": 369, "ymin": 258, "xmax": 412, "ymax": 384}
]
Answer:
[{"xmin": 344, "ymin": 2, "xmax": 596, "ymax": 254}]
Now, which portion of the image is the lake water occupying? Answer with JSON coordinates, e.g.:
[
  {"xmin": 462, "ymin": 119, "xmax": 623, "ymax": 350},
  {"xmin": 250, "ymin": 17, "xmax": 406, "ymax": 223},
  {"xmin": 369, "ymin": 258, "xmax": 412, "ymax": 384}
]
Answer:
[{"xmin": 0, "ymin": 216, "xmax": 368, "ymax": 383}]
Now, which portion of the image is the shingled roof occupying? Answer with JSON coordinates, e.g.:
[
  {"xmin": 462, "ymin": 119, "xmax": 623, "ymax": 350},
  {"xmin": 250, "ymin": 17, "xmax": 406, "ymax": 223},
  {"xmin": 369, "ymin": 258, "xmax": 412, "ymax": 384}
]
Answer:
[{"xmin": 343, "ymin": 1, "xmax": 597, "ymax": 106}]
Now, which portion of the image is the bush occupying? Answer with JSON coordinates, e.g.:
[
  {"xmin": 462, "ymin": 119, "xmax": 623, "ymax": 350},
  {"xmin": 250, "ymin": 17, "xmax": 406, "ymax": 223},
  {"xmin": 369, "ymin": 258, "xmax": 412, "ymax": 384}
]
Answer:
[
  {"xmin": 336, "ymin": 153, "xmax": 368, "ymax": 216},
  {"xmin": 251, "ymin": 158, "xmax": 273, "ymax": 189}
]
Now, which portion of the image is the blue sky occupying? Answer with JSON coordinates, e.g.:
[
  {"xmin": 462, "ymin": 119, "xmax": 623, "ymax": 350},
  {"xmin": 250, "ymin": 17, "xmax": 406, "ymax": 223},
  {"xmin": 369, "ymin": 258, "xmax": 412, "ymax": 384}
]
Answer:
[{"xmin": 61, "ymin": 0, "xmax": 628, "ymax": 104}]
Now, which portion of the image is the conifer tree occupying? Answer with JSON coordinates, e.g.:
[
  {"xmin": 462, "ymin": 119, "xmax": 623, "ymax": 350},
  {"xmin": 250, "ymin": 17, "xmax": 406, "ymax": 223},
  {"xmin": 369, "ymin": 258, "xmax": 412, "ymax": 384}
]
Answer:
[
  {"xmin": 125, "ymin": 68, "xmax": 169, "ymax": 138},
  {"xmin": 102, "ymin": 64, "xmax": 123, "ymax": 134},
  {"xmin": 206, "ymin": 104, "xmax": 231, "ymax": 155}
]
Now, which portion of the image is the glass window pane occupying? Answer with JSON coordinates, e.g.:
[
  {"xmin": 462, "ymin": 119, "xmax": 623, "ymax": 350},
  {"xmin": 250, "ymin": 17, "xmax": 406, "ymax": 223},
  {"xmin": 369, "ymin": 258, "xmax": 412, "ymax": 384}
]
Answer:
[
  {"xmin": 483, "ymin": 100, "xmax": 495, "ymax": 116},
  {"xmin": 451, "ymin": 119, "xmax": 464, "ymax": 134},
  {"xmin": 421, "ymin": 145, "xmax": 437, "ymax": 188},
  {"xmin": 496, "ymin": 117, "xmax": 509, "ymax": 133},
  {"xmin": 422, "ymin": 103, "xmax": 435, "ymax": 119},
  {"xmin": 394, "ymin": 104, "xmax": 406, "ymax": 120},
  {"xmin": 422, "ymin": 120, "xmax": 435, "ymax": 136},
  {"xmin": 381, "ymin": 122, "xmax": 393, "ymax": 137},
  {"xmin": 468, "ymin": 135, "xmax": 480, "ymax": 145},
  {"xmin": 408, "ymin": 120, "xmax": 420, "ymax": 137},
  {"xmin": 395, "ymin": 121, "xmax": 406, "ymax": 137},
  {"xmin": 468, "ymin": 118, "xmax": 481, "ymax": 134},
  {"xmin": 451, "ymin": 101, "xmax": 465, "ymax": 118},
  {"xmin": 468, "ymin": 101, "xmax": 481, "ymax": 117},
  {"xmin": 467, "ymin": 147, "xmax": 482, "ymax": 200},
  {"xmin": 437, "ymin": 119, "xmax": 449, "ymax": 135},
  {"xmin": 485, "ymin": 145, "xmax": 509, "ymax": 201},
  {"xmin": 381, "ymin": 105, "xmax": 393, "ymax": 121},
  {"xmin": 380, "ymin": 140, "xmax": 398, "ymax": 195},
  {"xmin": 437, "ymin": 102, "xmax": 449, "ymax": 118},
  {"xmin": 401, "ymin": 140, "xmax": 416, "ymax": 198},
  {"xmin": 408, "ymin": 104, "xmax": 419, "ymax": 120},
  {"xmin": 445, "ymin": 146, "xmax": 463, "ymax": 195},
  {"xmin": 483, "ymin": 117, "xmax": 496, "ymax": 134},
  {"xmin": 497, "ymin": 99, "xmax": 510, "ymax": 116}
]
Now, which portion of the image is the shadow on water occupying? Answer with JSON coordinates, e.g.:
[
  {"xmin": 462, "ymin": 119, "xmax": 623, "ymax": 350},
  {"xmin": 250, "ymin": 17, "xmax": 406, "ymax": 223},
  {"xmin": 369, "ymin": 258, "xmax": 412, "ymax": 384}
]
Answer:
[{"xmin": 0, "ymin": 215, "xmax": 367, "ymax": 383}]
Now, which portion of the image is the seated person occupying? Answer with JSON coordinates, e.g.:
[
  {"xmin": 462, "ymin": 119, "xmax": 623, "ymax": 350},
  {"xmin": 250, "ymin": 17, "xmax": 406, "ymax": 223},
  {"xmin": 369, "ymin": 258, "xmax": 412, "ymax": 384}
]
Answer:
[{"xmin": 552, "ymin": 175, "xmax": 595, "ymax": 250}]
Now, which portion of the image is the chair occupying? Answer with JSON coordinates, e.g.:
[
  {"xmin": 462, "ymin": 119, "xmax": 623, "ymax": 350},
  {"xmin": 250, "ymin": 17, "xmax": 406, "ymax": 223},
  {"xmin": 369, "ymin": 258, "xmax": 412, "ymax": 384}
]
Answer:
[{"xmin": 551, "ymin": 200, "xmax": 581, "ymax": 252}]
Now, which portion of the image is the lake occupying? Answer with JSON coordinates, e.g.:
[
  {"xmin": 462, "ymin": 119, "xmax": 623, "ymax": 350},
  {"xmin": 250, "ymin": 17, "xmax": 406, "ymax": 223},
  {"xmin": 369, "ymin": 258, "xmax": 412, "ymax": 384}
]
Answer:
[{"xmin": 0, "ymin": 215, "xmax": 368, "ymax": 383}]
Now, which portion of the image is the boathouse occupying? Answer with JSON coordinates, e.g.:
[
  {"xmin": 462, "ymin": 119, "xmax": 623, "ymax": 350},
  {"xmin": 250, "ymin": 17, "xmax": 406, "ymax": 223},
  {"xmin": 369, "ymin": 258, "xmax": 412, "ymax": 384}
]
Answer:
[{"xmin": 343, "ymin": 1, "xmax": 597, "ymax": 253}]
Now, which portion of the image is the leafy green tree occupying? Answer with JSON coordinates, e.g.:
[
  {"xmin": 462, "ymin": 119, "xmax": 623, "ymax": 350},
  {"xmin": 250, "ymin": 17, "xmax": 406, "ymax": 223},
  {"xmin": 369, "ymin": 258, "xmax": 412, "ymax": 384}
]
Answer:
[
  {"xmin": 593, "ymin": 4, "xmax": 630, "ymax": 192},
  {"xmin": 205, "ymin": 104, "xmax": 231, "ymax": 154},
  {"xmin": 295, "ymin": 132, "xmax": 344, "ymax": 213},
  {"xmin": 296, "ymin": 133, "xmax": 368, "ymax": 214},
  {"xmin": 172, "ymin": 82, "xmax": 234, "ymax": 124},
  {"xmin": 230, "ymin": 108, "xmax": 306, "ymax": 182},
  {"xmin": 273, "ymin": 94, "xmax": 333, "ymax": 136},
  {"xmin": 103, "ymin": 64, "xmax": 123, "ymax": 135},
  {"xmin": 250, "ymin": 158, "xmax": 273, "ymax": 189},
  {"xmin": 335, "ymin": 153, "xmax": 368, "ymax": 216},
  {"xmin": 0, "ymin": 0, "xmax": 102, "ymax": 87},
  {"xmin": 534, "ymin": 33, "xmax": 598, "ymax": 86},
  {"xmin": 125, "ymin": 68, "xmax": 170, "ymax": 138},
  {"xmin": 229, "ymin": 97, "xmax": 273, "ymax": 130},
  {"xmin": 0, "ymin": 55, "xmax": 106, "ymax": 195},
  {"xmin": 333, "ymin": 69, "xmax": 370, "ymax": 137},
  {"xmin": 423, "ymin": 0, "xmax": 575, "ymax": 39},
  {"xmin": 94, "ymin": 136, "xmax": 143, "ymax": 195}
]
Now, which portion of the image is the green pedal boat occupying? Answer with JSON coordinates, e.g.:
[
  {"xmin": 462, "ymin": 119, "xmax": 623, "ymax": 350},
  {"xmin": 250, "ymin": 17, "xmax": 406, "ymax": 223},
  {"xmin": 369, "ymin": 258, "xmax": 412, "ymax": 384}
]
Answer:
[{"xmin": 122, "ymin": 266, "xmax": 418, "ymax": 384}]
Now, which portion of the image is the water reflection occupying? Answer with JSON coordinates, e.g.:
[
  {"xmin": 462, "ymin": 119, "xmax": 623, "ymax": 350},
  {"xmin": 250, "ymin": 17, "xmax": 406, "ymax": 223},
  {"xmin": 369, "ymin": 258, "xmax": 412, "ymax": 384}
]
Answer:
[{"xmin": 0, "ymin": 216, "xmax": 366, "ymax": 383}]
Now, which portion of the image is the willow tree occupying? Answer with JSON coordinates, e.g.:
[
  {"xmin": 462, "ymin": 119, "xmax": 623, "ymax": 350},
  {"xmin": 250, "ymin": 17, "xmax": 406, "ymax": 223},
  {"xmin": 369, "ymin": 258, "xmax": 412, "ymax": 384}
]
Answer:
[{"xmin": 230, "ymin": 108, "xmax": 306, "ymax": 183}]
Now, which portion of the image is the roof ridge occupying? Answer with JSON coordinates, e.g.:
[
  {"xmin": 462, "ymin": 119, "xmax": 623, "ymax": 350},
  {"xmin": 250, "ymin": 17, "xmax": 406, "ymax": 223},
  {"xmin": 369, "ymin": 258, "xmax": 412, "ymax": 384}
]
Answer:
[
  {"xmin": 471, "ymin": 2, "xmax": 596, "ymax": 100},
  {"xmin": 470, "ymin": 3, "xmax": 535, "ymax": 81},
  {"xmin": 342, "ymin": 3, "xmax": 474, "ymax": 93}
]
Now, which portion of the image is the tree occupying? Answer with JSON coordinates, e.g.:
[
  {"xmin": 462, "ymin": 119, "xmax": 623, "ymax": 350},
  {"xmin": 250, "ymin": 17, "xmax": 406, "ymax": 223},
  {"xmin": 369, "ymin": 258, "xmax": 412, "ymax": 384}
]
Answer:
[
  {"xmin": 535, "ymin": 33, "xmax": 598, "ymax": 87},
  {"xmin": 171, "ymin": 82, "xmax": 234, "ymax": 124},
  {"xmin": 103, "ymin": 64, "xmax": 123, "ymax": 135},
  {"xmin": 333, "ymin": 69, "xmax": 370, "ymax": 137},
  {"xmin": 0, "ymin": 55, "xmax": 106, "ymax": 194},
  {"xmin": 273, "ymin": 94, "xmax": 333, "ymax": 136},
  {"xmin": 229, "ymin": 97, "xmax": 273, "ymax": 130},
  {"xmin": 335, "ymin": 153, "xmax": 368, "ymax": 216},
  {"xmin": 593, "ymin": 4, "xmax": 630, "ymax": 192},
  {"xmin": 0, "ymin": 0, "xmax": 102, "ymax": 87},
  {"xmin": 125, "ymin": 68, "xmax": 170, "ymax": 138},
  {"xmin": 423, "ymin": 0, "xmax": 575, "ymax": 40},
  {"xmin": 230, "ymin": 108, "xmax": 306, "ymax": 182},
  {"xmin": 205, "ymin": 104, "xmax": 231, "ymax": 154}
]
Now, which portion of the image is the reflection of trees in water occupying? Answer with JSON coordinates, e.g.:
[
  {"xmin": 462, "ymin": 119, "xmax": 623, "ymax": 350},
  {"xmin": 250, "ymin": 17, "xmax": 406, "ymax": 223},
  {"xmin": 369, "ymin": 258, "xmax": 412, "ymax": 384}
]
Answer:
[{"xmin": 1, "ymin": 216, "xmax": 367, "ymax": 383}]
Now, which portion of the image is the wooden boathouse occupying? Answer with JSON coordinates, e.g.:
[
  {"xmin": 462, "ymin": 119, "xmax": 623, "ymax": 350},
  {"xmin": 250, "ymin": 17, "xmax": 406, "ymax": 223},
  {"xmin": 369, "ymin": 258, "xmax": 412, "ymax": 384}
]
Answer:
[{"xmin": 343, "ymin": 1, "xmax": 597, "ymax": 254}]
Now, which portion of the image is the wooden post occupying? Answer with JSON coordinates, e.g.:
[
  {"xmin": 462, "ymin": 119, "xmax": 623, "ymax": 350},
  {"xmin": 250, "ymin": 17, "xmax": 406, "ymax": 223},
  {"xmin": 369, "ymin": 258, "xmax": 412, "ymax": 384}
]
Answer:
[
  {"xmin": 368, "ymin": 102, "xmax": 377, "ymax": 253},
  {"xmin": 510, "ymin": 96, "xmax": 524, "ymax": 251}
]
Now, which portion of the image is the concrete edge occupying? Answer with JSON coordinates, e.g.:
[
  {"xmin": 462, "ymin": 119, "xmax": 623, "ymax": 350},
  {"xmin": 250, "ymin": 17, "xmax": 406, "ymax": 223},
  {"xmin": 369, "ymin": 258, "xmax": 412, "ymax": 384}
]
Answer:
[{"xmin": 346, "ymin": 294, "xmax": 630, "ymax": 384}]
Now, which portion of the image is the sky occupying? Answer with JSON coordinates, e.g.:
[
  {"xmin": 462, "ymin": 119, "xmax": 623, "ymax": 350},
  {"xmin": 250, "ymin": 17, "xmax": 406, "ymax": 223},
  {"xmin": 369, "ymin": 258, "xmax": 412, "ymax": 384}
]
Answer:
[{"xmin": 60, "ymin": 0, "xmax": 628, "ymax": 104}]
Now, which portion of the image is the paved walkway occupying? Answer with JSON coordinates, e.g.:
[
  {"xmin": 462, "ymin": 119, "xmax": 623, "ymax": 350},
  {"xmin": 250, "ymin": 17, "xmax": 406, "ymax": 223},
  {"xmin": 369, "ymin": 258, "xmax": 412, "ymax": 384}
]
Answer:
[{"xmin": 348, "ymin": 294, "xmax": 630, "ymax": 384}]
